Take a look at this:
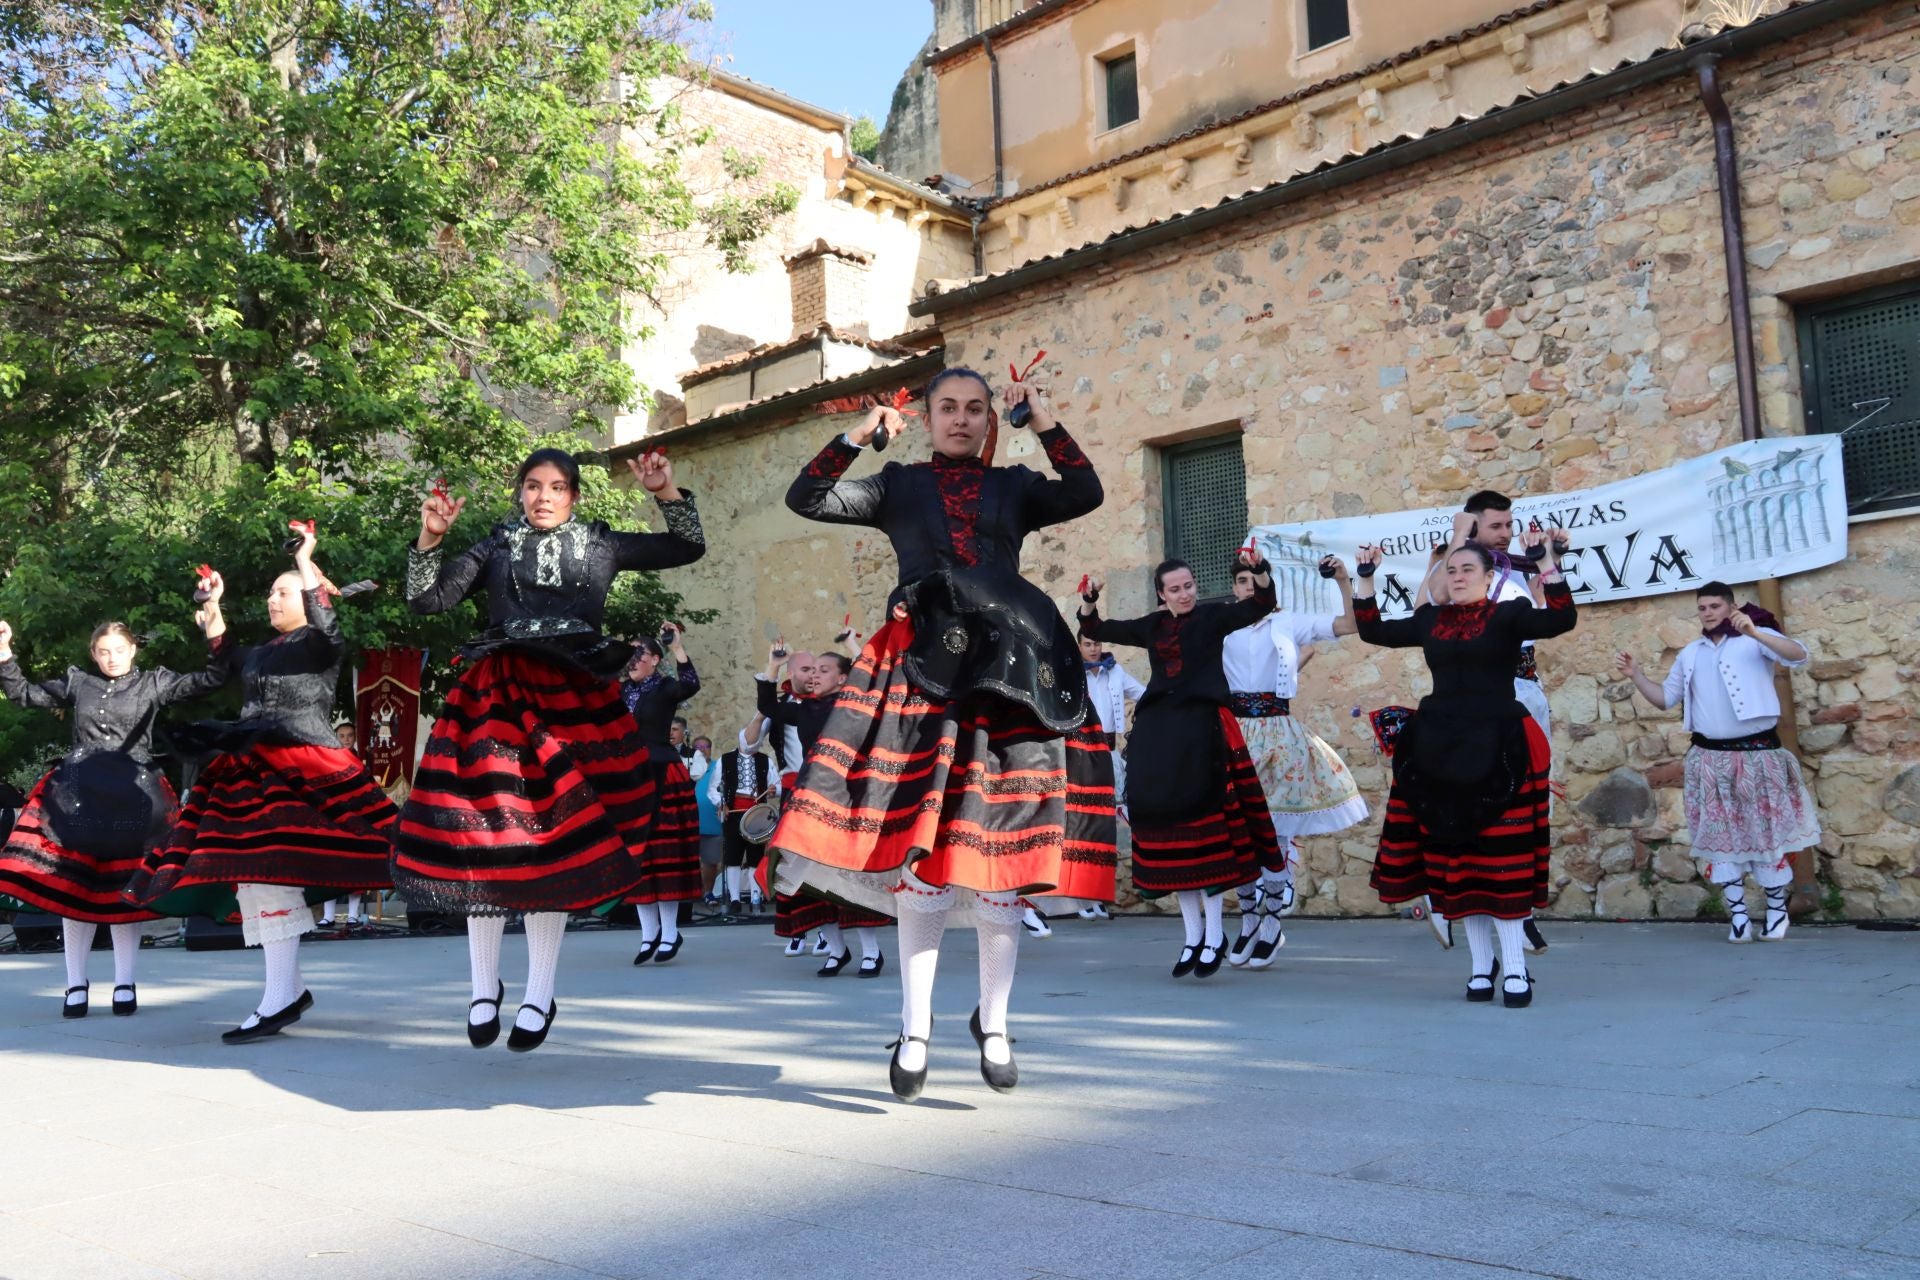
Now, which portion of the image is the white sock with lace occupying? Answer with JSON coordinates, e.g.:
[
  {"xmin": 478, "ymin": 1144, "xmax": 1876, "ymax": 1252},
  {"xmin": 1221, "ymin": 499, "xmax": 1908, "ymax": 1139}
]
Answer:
[
  {"xmin": 234, "ymin": 937, "xmax": 300, "ymax": 1028},
  {"xmin": 895, "ymin": 900, "xmax": 947, "ymax": 1072},
  {"xmin": 1234, "ymin": 881, "xmax": 1260, "ymax": 940},
  {"xmin": 517, "ymin": 911, "xmax": 566, "ymax": 1032},
  {"xmin": 857, "ymin": 927, "xmax": 881, "ymax": 960},
  {"xmin": 658, "ymin": 901, "xmax": 681, "ymax": 947},
  {"xmin": 634, "ymin": 901, "xmax": 661, "ymax": 944},
  {"xmin": 62, "ymin": 919, "xmax": 96, "ymax": 1000},
  {"xmin": 819, "ymin": 922, "xmax": 846, "ymax": 956},
  {"xmin": 1722, "ymin": 881, "xmax": 1749, "ymax": 925},
  {"xmin": 468, "ymin": 914, "xmax": 506, "ymax": 1024},
  {"xmin": 976, "ymin": 916, "xmax": 1019, "ymax": 1066},
  {"xmin": 1464, "ymin": 915, "xmax": 1496, "ymax": 989},
  {"xmin": 1493, "ymin": 916, "xmax": 1531, "ymax": 990},
  {"xmin": 1175, "ymin": 890, "xmax": 1204, "ymax": 947},
  {"xmin": 109, "ymin": 923, "xmax": 141, "ymax": 990},
  {"xmin": 1202, "ymin": 892, "xmax": 1226, "ymax": 949}
]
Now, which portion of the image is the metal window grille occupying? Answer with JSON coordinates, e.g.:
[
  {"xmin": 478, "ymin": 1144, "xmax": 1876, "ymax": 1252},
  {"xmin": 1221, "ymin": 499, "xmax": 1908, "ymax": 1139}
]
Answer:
[
  {"xmin": 1104, "ymin": 54, "xmax": 1139, "ymax": 130},
  {"xmin": 1162, "ymin": 437, "xmax": 1247, "ymax": 601},
  {"xmin": 1306, "ymin": 0, "xmax": 1351, "ymax": 49},
  {"xmin": 1798, "ymin": 282, "xmax": 1920, "ymax": 518}
]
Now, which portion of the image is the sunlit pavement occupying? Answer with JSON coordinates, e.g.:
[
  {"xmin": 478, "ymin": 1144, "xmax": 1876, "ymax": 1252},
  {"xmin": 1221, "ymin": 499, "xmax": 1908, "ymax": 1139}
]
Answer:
[{"xmin": 2, "ymin": 915, "xmax": 1916, "ymax": 1279}]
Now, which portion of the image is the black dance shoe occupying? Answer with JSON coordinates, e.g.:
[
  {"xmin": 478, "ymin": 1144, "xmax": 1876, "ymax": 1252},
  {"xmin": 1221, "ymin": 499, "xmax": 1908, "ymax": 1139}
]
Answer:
[
  {"xmin": 1465, "ymin": 958, "xmax": 1501, "ymax": 1003},
  {"xmin": 653, "ymin": 939, "xmax": 683, "ymax": 964},
  {"xmin": 468, "ymin": 979, "xmax": 504, "ymax": 1049},
  {"xmin": 968, "ymin": 1007, "xmax": 1019, "ymax": 1093},
  {"xmin": 1247, "ymin": 929, "xmax": 1285, "ymax": 970},
  {"xmin": 1194, "ymin": 944, "xmax": 1225, "ymax": 979},
  {"xmin": 1503, "ymin": 975, "xmax": 1535, "ymax": 1009},
  {"xmin": 507, "ymin": 1000, "xmax": 557, "ymax": 1053},
  {"xmin": 112, "ymin": 984, "xmax": 137, "ymax": 1016},
  {"xmin": 1171, "ymin": 945, "xmax": 1200, "ymax": 978},
  {"xmin": 221, "ymin": 991, "xmax": 310, "ymax": 1044},
  {"xmin": 1227, "ymin": 930, "xmax": 1258, "ymax": 968},
  {"xmin": 817, "ymin": 947, "xmax": 852, "ymax": 977},
  {"xmin": 856, "ymin": 952, "xmax": 886, "ymax": 979},
  {"xmin": 631, "ymin": 940, "xmax": 658, "ymax": 965},
  {"xmin": 887, "ymin": 1026, "xmax": 931, "ymax": 1101},
  {"xmin": 62, "ymin": 983, "xmax": 88, "ymax": 1019}
]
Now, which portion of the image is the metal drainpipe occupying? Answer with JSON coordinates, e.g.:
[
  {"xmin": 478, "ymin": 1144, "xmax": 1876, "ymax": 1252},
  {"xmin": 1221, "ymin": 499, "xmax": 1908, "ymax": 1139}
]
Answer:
[
  {"xmin": 1696, "ymin": 52, "xmax": 1818, "ymax": 906},
  {"xmin": 985, "ymin": 32, "xmax": 1006, "ymax": 198}
]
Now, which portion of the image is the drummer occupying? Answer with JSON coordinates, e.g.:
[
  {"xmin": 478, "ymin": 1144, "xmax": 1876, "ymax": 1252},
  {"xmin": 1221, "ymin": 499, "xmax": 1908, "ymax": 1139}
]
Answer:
[{"xmin": 709, "ymin": 713, "xmax": 780, "ymax": 914}]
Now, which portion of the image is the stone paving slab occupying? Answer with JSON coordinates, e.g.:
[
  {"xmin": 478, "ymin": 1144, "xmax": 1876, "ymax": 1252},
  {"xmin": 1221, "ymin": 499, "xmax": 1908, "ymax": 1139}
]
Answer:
[{"xmin": 0, "ymin": 917, "xmax": 1915, "ymax": 1279}]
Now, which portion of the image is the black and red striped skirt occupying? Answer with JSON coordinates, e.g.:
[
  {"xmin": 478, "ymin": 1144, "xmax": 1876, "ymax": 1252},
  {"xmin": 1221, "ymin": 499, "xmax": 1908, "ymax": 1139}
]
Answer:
[
  {"xmin": 125, "ymin": 743, "xmax": 396, "ymax": 920},
  {"xmin": 772, "ymin": 891, "xmax": 891, "ymax": 937},
  {"xmin": 1370, "ymin": 716, "xmax": 1552, "ymax": 919},
  {"xmin": 1129, "ymin": 708, "xmax": 1284, "ymax": 896},
  {"xmin": 392, "ymin": 651, "xmax": 656, "ymax": 914},
  {"xmin": 772, "ymin": 617, "xmax": 1116, "ymax": 903},
  {"xmin": 0, "ymin": 754, "xmax": 173, "ymax": 924},
  {"xmin": 624, "ymin": 759, "xmax": 700, "ymax": 904}
]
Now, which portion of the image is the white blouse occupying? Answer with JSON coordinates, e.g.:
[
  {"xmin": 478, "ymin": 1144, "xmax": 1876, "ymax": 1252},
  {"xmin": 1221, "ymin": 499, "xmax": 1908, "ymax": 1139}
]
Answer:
[
  {"xmin": 1223, "ymin": 612, "xmax": 1338, "ymax": 698},
  {"xmin": 1662, "ymin": 630, "xmax": 1809, "ymax": 739}
]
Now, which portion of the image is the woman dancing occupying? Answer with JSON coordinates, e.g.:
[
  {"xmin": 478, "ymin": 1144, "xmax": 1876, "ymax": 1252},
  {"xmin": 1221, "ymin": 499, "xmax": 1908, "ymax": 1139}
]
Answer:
[
  {"xmin": 771, "ymin": 368, "xmax": 1114, "ymax": 1100},
  {"xmin": 392, "ymin": 447, "xmax": 704, "ymax": 1051},
  {"xmin": 0, "ymin": 603, "xmax": 228, "ymax": 1017},
  {"xmin": 622, "ymin": 623, "xmax": 702, "ymax": 965},
  {"xmin": 1078, "ymin": 551, "xmax": 1282, "ymax": 978},
  {"xmin": 126, "ymin": 527, "xmax": 397, "ymax": 1041},
  {"xmin": 1352, "ymin": 534, "xmax": 1575, "ymax": 1007}
]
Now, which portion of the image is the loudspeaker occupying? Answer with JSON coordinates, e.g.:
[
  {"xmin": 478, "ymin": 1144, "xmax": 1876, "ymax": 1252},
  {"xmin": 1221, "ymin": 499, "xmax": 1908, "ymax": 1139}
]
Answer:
[
  {"xmin": 184, "ymin": 915, "xmax": 247, "ymax": 951},
  {"xmin": 9, "ymin": 910, "xmax": 66, "ymax": 950}
]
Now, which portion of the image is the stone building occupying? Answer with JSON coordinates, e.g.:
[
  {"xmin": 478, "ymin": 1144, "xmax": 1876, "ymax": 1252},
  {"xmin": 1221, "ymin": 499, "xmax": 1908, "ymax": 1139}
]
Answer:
[{"xmin": 621, "ymin": 0, "xmax": 1920, "ymax": 920}]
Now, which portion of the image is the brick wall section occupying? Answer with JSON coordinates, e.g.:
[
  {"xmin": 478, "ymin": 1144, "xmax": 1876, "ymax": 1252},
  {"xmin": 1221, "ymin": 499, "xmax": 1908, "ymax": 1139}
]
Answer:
[{"xmin": 671, "ymin": 5, "xmax": 1920, "ymax": 918}]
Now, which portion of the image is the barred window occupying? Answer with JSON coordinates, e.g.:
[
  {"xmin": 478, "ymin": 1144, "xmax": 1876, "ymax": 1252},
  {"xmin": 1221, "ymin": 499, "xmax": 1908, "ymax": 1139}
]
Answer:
[
  {"xmin": 1798, "ymin": 282, "xmax": 1920, "ymax": 519},
  {"xmin": 1162, "ymin": 436, "xmax": 1247, "ymax": 601}
]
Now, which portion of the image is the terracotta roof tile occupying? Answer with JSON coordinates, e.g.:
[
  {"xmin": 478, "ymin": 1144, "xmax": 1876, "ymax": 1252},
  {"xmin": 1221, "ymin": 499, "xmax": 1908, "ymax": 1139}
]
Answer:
[{"xmin": 679, "ymin": 323, "xmax": 922, "ymax": 387}]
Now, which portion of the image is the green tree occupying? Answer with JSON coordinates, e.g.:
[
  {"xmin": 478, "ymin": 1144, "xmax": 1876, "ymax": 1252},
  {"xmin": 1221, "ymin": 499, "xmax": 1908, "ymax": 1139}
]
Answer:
[
  {"xmin": 0, "ymin": 2, "xmax": 764, "ymax": 774},
  {"xmin": 849, "ymin": 114, "xmax": 882, "ymax": 162}
]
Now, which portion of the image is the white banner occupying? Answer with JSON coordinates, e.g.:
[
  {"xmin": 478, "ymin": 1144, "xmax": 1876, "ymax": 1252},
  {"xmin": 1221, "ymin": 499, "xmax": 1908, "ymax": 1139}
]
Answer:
[{"xmin": 1249, "ymin": 437, "xmax": 1848, "ymax": 618}]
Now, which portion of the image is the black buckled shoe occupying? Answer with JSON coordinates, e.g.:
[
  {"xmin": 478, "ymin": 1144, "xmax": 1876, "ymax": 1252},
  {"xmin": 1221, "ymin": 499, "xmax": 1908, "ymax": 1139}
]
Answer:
[
  {"xmin": 968, "ymin": 1007, "xmax": 1018, "ymax": 1093},
  {"xmin": 221, "ymin": 991, "xmax": 310, "ymax": 1044},
  {"xmin": 1503, "ymin": 974, "xmax": 1535, "ymax": 1009},
  {"xmin": 62, "ymin": 983, "xmax": 88, "ymax": 1019},
  {"xmin": 817, "ymin": 947, "xmax": 852, "ymax": 976},
  {"xmin": 468, "ymin": 979, "xmax": 504, "ymax": 1048},
  {"xmin": 112, "ymin": 984, "xmax": 137, "ymax": 1016},
  {"xmin": 1171, "ymin": 945, "xmax": 1200, "ymax": 978},
  {"xmin": 653, "ymin": 938, "xmax": 683, "ymax": 964},
  {"xmin": 1465, "ymin": 958, "xmax": 1501, "ymax": 1003},
  {"xmin": 631, "ymin": 940, "xmax": 658, "ymax": 965},
  {"xmin": 1194, "ymin": 944, "xmax": 1225, "ymax": 979},
  {"xmin": 888, "ymin": 1025, "xmax": 931, "ymax": 1101},
  {"xmin": 506, "ymin": 1000, "xmax": 557, "ymax": 1053},
  {"xmin": 856, "ymin": 952, "xmax": 886, "ymax": 978}
]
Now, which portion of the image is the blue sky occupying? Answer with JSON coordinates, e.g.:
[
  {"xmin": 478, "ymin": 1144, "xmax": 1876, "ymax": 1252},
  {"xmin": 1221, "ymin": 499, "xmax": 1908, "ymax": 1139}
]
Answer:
[{"xmin": 698, "ymin": 0, "xmax": 931, "ymax": 124}]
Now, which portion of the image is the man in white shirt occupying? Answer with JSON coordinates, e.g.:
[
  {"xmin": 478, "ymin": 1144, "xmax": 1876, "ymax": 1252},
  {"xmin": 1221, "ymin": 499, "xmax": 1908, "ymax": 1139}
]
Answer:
[
  {"xmin": 1414, "ymin": 490, "xmax": 1556, "ymax": 955},
  {"xmin": 1070, "ymin": 634, "xmax": 1144, "ymax": 924},
  {"xmin": 1617, "ymin": 582, "xmax": 1819, "ymax": 943},
  {"xmin": 708, "ymin": 715, "xmax": 780, "ymax": 915}
]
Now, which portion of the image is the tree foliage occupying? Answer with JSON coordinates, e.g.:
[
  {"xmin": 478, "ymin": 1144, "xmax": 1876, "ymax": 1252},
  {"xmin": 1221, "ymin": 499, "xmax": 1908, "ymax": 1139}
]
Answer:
[
  {"xmin": 0, "ymin": 1, "xmax": 764, "ymax": 775},
  {"xmin": 849, "ymin": 114, "xmax": 882, "ymax": 162}
]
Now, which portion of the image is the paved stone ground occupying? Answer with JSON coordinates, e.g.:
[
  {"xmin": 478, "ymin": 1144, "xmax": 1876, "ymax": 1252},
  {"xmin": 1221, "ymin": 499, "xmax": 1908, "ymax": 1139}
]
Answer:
[{"xmin": 1, "ymin": 916, "xmax": 1917, "ymax": 1280}]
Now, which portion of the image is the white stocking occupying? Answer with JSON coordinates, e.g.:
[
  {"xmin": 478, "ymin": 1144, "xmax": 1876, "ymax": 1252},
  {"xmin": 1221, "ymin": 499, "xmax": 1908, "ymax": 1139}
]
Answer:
[
  {"xmin": 1175, "ymin": 891, "xmax": 1204, "ymax": 946},
  {"xmin": 1493, "ymin": 917, "xmax": 1531, "ymax": 990},
  {"xmin": 634, "ymin": 901, "xmax": 661, "ymax": 944},
  {"xmin": 1202, "ymin": 892, "xmax": 1226, "ymax": 949},
  {"xmin": 725, "ymin": 867, "xmax": 744, "ymax": 900},
  {"xmin": 976, "ymin": 917, "xmax": 1020, "ymax": 1066},
  {"xmin": 658, "ymin": 901, "xmax": 681, "ymax": 946},
  {"xmin": 62, "ymin": 919, "xmax": 97, "ymax": 997},
  {"xmin": 818, "ymin": 922, "xmax": 846, "ymax": 956},
  {"xmin": 518, "ymin": 911, "xmax": 566, "ymax": 1032},
  {"xmin": 232, "ymin": 937, "xmax": 301, "ymax": 1029},
  {"xmin": 347, "ymin": 893, "xmax": 363, "ymax": 919},
  {"xmin": 1721, "ymin": 881, "xmax": 1749, "ymax": 923},
  {"xmin": 1463, "ymin": 914, "xmax": 1496, "ymax": 988},
  {"xmin": 109, "ymin": 923, "xmax": 141, "ymax": 988},
  {"xmin": 856, "ymin": 927, "xmax": 881, "ymax": 960},
  {"xmin": 468, "ymin": 914, "xmax": 506, "ymax": 1024},
  {"xmin": 1234, "ymin": 881, "xmax": 1261, "ymax": 940},
  {"xmin": 894, "ymin": 897, "xmax": 948, "ymax": 1072}
]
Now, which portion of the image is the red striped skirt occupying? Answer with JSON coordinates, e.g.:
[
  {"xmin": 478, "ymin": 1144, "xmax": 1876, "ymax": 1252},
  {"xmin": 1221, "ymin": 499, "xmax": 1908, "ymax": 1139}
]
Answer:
[
  {"xmin": 393, "ymin": 651, "xmax": 657, "ymax": 915},
  {"xmin": 773, "ymin": 891, "xmax": 891, "ymax": 937},
  {"xmin": 125, "ymin": 743, "xmax": 396, "ymax": 921},
  {"xmin": 1130, "ymin": 708, "xmax": 1284, "ymax": 896},
  {"xmin": 624, "ymin": 759, "xmax": 701, "ymax": 904},
  {"xmin": 1370, "ymin": 716, "xmax": 1552, "ymax": 919},
  {"xmin": 772, "ymin": 617, "xmax": 1116, "ymax": 903},
  {"xmin": 0, "ymin": 759, "xmax": 173, "ymax": 924}
]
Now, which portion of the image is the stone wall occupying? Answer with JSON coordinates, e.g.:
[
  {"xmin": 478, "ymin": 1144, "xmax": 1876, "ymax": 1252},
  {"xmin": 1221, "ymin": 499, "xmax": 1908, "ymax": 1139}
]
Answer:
[{"xmin": 666, "ymin": 4, "xmax": 1920, "ymax": 919}]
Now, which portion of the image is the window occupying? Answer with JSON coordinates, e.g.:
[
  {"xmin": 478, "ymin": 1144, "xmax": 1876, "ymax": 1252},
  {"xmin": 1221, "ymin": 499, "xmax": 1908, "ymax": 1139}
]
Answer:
[
  {"xmin": 1798, "ymin": 281, "xmax": 1920, "ymax": 518},
  {"xmin": 1305, "ymin": 0, "xmax": 1350, "ymax": 50},
  {"xmin": 1103, "ymin": 52, "xmax": 1139, "ymax": 131},
  {"xmin": 1162, "ymin": 436, "xmax": 1248, "ymax": 601}
]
